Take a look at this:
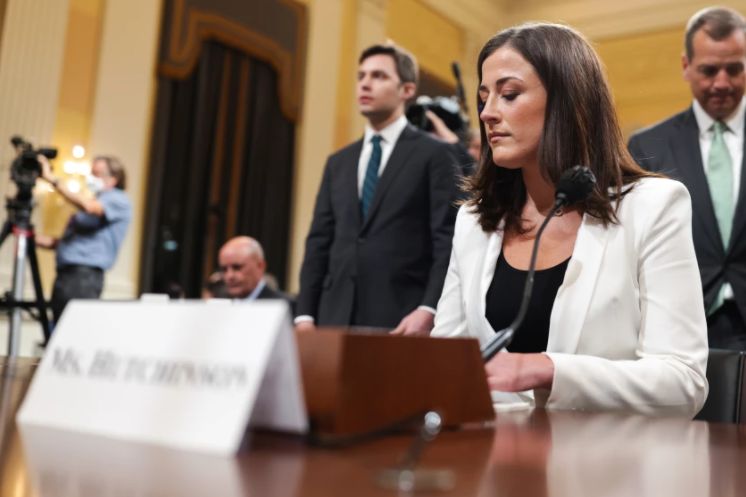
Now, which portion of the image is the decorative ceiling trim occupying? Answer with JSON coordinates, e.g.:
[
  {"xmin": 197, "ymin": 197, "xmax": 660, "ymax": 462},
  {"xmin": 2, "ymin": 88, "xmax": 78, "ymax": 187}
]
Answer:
[{"xmin": 159, "ymin": 0, "xmax": 306, "ymax": 121}]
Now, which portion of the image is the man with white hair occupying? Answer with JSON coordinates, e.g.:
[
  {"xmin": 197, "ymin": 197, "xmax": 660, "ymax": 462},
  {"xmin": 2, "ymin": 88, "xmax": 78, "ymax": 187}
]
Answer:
[{"xmin": 217, "ymin": 236, "xmax": 292, "ymax": 305}]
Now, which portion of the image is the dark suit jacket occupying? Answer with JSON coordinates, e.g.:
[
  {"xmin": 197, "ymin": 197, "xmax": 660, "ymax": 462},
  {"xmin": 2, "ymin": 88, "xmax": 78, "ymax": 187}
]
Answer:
[
  {"xmin": 257, "ymin": 284, "xmax": 296, "ymax": 316},
  {"xmin": 628, "ymin": 107, "xmax": 746, "ymax": 323},
  {"xmin": 297, "ymin": 125, "xmax": 459, "ymax": 328}
]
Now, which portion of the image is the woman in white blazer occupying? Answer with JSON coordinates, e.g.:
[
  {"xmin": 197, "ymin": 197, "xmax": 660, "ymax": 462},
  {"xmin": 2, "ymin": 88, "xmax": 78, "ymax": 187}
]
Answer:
[{"xmin": 431, "ymin": 23, "xmax": 708, "ymax": 417}]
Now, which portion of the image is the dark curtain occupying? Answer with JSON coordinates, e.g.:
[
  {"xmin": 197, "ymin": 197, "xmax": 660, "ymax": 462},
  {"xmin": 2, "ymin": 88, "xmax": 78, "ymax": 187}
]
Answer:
[{"xmin": 141, "ymin": 41, "xmax": 295, "ymax": 297}]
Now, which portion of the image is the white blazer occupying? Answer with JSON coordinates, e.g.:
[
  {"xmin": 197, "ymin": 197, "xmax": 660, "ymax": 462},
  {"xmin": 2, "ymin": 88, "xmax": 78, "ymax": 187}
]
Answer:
[{"xmin": 432, "ymin": 177, "xmax": 708, "ymax": 417}]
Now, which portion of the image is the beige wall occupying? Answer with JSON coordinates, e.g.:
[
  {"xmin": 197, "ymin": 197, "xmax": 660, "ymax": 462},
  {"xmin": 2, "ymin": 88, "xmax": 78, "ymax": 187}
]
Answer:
[
  {"xmin": 53, "ymin": 0, "xmax": 104, "ymax": 156},
  {"xmin": 597, "ymin": 28, "xmax": 691, "ymax": 137},
  {"xmin": 86, "ymin": 0, "xmax": 163, "ymax": 298},
  {"xmin": 500, "ymin": 0, "xmax": 746, "ymax": 39},
  {"xmin": 497, "ymin": 0, "xmax": 746, "ymax": 134},
  {"xmin": 0, "ymin": 0, "xmax": 70, "ymax": 297},
  {"xmin": 289, "ymin": 0, "xmax": 344, "ymax": 294},
  {"xmin": 39, "ymin": 0, "xmax": 105, "ymax": 292}
]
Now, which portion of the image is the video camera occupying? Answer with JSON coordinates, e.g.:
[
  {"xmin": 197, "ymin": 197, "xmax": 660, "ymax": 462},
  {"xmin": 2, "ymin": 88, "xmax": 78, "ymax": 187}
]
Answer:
[
  {"xmin": 406, "ymin": 95, "xmax": 465, "ymax": 134},
  {"xmin": 406, "ymin": 62, "xmax": 470, "ymax": 138},
  {"xmin": 10, "ymin": 135, "xmax": 57, "ymax": 202},
  {"xmin": 1, "ymin": 136, "xmax": 58, "ymax": 350}
]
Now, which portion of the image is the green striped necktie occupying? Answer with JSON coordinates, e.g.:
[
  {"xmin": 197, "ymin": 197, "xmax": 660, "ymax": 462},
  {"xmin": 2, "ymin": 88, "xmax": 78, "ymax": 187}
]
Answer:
[{"xmin": 706, "ymin": 120, "xmax": 734, "ymax": 314}]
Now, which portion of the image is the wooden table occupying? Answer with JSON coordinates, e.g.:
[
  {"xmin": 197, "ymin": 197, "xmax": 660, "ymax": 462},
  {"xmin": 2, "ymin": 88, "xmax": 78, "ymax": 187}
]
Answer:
[{"xmin": 1, "ymin": 356, "xmax": 745, "ymax": 497}]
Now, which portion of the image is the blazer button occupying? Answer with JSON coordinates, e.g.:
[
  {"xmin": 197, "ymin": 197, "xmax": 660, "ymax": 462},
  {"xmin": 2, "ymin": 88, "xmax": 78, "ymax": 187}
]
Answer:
[{"xmin": 357, "ymin": 237, "xmax": 365, "ymax": 244}]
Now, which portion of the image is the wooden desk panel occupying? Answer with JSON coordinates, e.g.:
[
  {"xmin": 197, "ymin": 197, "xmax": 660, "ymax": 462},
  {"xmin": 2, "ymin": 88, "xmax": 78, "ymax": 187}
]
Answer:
[{"xmin": 1, "ymin": 357, "xmax": 745, "ymax": 497}]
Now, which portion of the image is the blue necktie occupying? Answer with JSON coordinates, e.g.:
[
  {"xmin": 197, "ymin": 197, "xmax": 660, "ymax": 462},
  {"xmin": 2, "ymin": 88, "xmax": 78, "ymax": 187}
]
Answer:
[{"xmin": 361, "ymin": 135, "xmax": 382, "ymax": 218}]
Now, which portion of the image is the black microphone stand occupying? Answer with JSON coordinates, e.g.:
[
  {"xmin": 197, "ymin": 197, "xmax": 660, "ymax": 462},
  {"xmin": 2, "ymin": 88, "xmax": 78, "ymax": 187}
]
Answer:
[
  {"xmin": 481, "ymin": 200, "xmax": 563, "ymax": 362},
  {"xmin": 0, "ymin": 195, "xmax": 51, "ymax": 355},
  {"xmin": 480, "ymin": 165, "xmax": 596, "ymax": 362}
]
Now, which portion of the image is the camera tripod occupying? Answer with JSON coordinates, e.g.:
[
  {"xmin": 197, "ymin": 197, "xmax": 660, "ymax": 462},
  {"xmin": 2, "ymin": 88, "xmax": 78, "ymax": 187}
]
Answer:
[{"xmin": 0, "ymin": 196, "xmax": 51, "ymax": 357}]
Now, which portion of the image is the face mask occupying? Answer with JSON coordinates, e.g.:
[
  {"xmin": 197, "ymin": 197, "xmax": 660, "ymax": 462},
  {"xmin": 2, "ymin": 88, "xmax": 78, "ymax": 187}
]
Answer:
[{"xmin": 86, "ymin": 175, "xmax": 105, "ymax": 194}]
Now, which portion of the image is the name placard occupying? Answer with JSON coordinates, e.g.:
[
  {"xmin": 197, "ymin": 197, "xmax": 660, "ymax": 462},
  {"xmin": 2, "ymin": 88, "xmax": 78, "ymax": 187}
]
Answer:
[{"xmin": 17, "ymin": 300, "xmax": 307, "ymax": 454}]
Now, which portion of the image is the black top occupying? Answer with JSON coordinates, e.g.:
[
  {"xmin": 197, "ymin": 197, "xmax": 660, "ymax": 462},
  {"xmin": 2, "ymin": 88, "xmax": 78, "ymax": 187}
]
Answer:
[{"xmin": 485, "ymin": 251, "xmax": 570, "ymax": 353}]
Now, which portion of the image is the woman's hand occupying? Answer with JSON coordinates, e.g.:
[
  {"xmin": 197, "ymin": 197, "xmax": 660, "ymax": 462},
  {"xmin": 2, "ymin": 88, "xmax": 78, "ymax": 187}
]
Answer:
[{"xmin": 485, "ymin": 352, "xmax": 555, "ymax": 392}]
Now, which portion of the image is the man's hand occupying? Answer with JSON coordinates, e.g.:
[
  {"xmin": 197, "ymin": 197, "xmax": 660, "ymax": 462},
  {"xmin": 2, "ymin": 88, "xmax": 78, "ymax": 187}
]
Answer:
[
  {"xmin": 484, "ymin": 352, "xmax": 554, "ymax": 392},
  {"xmin": 390, "ymin": 308, "xmax": 435, "ymax": 336},
  {"xmin": 36, "ymin": 155, "xmax": 105, "ymax": 216},
  {"xmin": 425, "ymin": 110, "xmax": 459, "ymax": 144},
  {"xmin": 34, "ymin": 234, "xmax": 57, "ymax": 249},
  {"xmin": 295, "ymin": 321, "xmax": 316, "ymax": 333},
  {"xmin": 37, "ymin": 154, "xmax": 56, "ymax": 184}
]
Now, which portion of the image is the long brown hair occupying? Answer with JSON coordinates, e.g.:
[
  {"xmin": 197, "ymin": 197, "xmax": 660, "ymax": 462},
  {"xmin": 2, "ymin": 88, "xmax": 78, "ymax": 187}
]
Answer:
[{"xmin": 467, "ymin": 23, "xmax": 653, "ymax": 233}]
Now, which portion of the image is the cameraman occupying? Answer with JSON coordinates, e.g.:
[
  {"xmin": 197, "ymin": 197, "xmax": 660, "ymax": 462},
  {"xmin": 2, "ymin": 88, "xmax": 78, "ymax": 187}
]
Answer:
[
  {"xmin": 36, "ymin": 155, "xmax": 132, "ymax": 325},
  {"xmin": 425, "ymin": 110, "xmax": 477, "ymax": 177}
]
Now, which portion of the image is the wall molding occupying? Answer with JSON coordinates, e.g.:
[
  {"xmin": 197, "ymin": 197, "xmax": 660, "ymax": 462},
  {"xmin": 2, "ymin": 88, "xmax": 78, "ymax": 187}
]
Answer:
[
  {"xmin": 500, "ymin": 0, "xmax": 746, "ymax": 40},
  {"xmin": 159, "ymin": 0, "xmax": 307, "ymax": 121}
]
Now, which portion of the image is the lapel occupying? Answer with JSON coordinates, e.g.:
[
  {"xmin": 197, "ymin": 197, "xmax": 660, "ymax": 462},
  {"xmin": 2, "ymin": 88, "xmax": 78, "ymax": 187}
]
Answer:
[
  {"xmin": 470, "ymin": 229, "xmax": 503, "ymax": 338},
  {"xmin": 670, "ymin": 109, "xmax": 724, "ymax": 252},
  {"xmin": 360, "ymin": 125, "xmax": 419, "ymax": 232},
  {"xmin": 345, "ymin": 139, "xmax": 364, "ymax": 229},
  {"xmin": 547, "ymin": 214, "xmax": 610, "ymax": 354},
  {"xmin": 470, "ymin": 215, "xmax": 609, "ymax": 354},
  {"xmin": 728, "ymin": 110, "xmax": 746, "ymax": 249}
]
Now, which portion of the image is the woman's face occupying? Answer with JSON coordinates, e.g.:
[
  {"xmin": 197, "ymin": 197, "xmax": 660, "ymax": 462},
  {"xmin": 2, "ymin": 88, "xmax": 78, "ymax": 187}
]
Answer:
[{"xmin": 479, "ymin": 46, "xmax": 547, "ymax": 170}]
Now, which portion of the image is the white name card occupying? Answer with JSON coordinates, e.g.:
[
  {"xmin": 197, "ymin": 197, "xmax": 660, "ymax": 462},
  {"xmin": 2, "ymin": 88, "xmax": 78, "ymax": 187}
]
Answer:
[{"xmin": 17, "ymin": 300, "xmax": 308, "ymax": 454}]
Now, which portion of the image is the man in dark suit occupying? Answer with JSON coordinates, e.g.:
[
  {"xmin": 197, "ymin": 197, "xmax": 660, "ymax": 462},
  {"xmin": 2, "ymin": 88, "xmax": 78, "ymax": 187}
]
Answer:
[
  {"xmin": 628, "ymin": 7, "xmax": 746, "ymax": 349},
  {"xmin": 218, "ymin": 236, "xmax": 292, "ymax": 305},
  {"xmin": 295, "ymin": 43, "xmax": 459, "ymax": 335}
]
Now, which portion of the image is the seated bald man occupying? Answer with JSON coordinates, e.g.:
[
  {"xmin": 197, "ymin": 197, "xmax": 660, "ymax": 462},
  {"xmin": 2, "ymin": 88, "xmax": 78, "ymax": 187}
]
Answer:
[{"xmin": 217, "ymin": 237, "xmax": 294, "ymax": 309}]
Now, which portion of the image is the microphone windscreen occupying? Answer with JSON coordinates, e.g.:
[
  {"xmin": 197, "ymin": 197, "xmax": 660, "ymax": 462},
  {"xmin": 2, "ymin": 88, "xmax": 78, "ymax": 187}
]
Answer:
[
  {"xmin": 556, "ymin": 165, "xmax": 596, "ymax": 205},
  {"xmin": 451, "ymin": 62, "xmax": 461, "ymax": 79}
]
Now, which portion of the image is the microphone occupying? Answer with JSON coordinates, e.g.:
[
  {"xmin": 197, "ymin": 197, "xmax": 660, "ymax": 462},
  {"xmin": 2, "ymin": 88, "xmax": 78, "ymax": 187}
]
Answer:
[
  {"xmin": 481, "ymin": 165, "xmax": 596, "ymax": 362},
  {"xmin": 555, "ymin": 164, "xmax": 596, "ymax": 206},
  {"xmin": 451, "ymin": 62, "xmax": 469, "ymax": 116}
]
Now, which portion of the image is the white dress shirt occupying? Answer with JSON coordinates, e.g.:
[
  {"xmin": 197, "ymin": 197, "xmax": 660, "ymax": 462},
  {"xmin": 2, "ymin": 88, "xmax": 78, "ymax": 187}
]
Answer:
[
  {"xmin": 692, "ymin": 97, "xmax": 745, "ymax": 300},
  {"xmin": 357, "ymin": 114, "xmax": 409, "ymax": 196},
  {"xmin": 240, "ymin": 278, "xmax": 266, "ymax": 301}
]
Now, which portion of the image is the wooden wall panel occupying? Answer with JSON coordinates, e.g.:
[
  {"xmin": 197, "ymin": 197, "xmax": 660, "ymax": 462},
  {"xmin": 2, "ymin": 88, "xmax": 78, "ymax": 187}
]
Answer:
[
  {"xmin": 596, "ymin": 27, "xmax": 691, "ymax": 137},
  {"xmin": 386, "ymin": 0, "xmax": 464, "ymax": 86}
]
